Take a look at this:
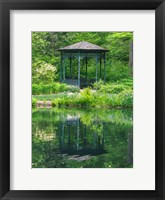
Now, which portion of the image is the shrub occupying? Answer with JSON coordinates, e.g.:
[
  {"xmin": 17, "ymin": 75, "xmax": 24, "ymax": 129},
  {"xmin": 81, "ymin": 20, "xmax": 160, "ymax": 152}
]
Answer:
[
  {"xmin": 117, "ymin": 89, "xmax": 133, "ymax": 107},
  {"xmin": 32, "ymin": 98, "xmax": 37, "ymax": 107},
  {"xmin": 42, "ymin": 84, "xmax": 52, "ymax": 94},
  {"xmin": 59, "ymin": 83, "xmax": 68, "ymax": 92},
  {"xmin": 32, "ymin": 61, "xmax": 57, "ymax": 84},
  {"xmin": 117, "ymin": 79, "xmax": 133, "ymax": 88},
  {"xmin": 52, "ymin": 83, "xmax": 60, "ymax": 93},
  {"xmin": 67, "ymin": 86, "xmax": 80, "ymax": 93},
  {"xmin": 32, "ymin": 84, "xmax": 42, "ymax": 95},
  {"xmin": 99, "ymin": 84, "xmax": 127, "ymax": 94},
  {"xmin": 32, "ymin": 82, "xmax": 80, "ymax": 95},
  {"xmin": 106, "ymin": 62, "xmax": 132, "ymax": 82},
  {"xmin": 93, "ymin": 80, "xmax": 104, "ymax": 90}
]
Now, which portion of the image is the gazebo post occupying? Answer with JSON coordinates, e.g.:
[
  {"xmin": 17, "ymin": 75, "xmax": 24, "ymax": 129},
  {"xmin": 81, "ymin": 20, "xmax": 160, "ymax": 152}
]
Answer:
[
  {"xmin": 100, "ymin": 53, "xmax": 102, "ymax": 79},
  {"xmin": 95, "ymin": 53, "xmax": 98, "ymax": 82},
  {"xmin": 86, "ymin": 53, "xmax": 88, "ymax": 84},
  {"xmin": 63, "ymin": 53, "xmax": 65, "ymax": 81},
  {"xmin": 104, "ymin": 53, "xmax": 106, "ymax": 82},
  {"xmin": 78, "ymin": 52, "xmax": 81, "ymax": 87},
  {"xmin": 70, "ymin": 53, "xmax": 72, "ymax": 78},
  {"xmin": 60, "ymin": 52, "xmax": 63, "ymax": 82}
]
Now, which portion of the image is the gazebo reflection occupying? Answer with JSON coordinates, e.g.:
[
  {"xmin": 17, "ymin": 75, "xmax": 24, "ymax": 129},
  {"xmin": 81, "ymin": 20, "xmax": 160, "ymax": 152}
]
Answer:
[{"xmin": 58, "ymin": 115, "xmax": 106, "ymax": 156}]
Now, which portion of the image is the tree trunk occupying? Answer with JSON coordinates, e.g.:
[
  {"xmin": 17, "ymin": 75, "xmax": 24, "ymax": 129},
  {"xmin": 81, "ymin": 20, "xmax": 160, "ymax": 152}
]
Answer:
[{"xmin": 129, "ymin": 41, "xmax": 133, "ymax": 76}]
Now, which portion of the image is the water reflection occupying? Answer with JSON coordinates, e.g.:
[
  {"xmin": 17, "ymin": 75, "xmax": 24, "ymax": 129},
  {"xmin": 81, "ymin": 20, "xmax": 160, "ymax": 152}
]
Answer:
[
  {"xmin": 32, "ymin": 108, "xmax": 133, "ymax": 168},
  {"xmin": 59, "ymin": 118, "xmax": 106, "ymax": 157}
]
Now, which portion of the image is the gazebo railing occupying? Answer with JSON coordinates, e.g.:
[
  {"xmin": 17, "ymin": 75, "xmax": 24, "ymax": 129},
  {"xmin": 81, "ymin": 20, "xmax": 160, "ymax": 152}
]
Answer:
[
  {"xmin": 63, "ymin": 78, "xmax": 96, "ymax": 88},
  {"xmin": 63, "ymin": 79, "xmax": 78, "ymax": 87}
]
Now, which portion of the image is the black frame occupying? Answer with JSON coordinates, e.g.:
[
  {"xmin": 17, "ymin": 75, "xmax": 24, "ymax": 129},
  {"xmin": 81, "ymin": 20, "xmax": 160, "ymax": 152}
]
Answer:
[{"xmin": 0, "ymin": 0, "xmax": 164, "ymax": 199}]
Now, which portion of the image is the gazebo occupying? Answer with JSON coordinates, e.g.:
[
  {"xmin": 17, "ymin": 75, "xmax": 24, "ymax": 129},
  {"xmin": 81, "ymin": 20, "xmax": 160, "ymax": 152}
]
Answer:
[{"xmin": 58, "ymin": 41, "xmax": 109, "ymax": 87}]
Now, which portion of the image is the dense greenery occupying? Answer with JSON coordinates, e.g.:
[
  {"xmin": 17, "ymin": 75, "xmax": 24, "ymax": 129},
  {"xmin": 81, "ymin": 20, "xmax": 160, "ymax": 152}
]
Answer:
[
  {"xmin": 32, "ymin": 32, "xmax": 133, "ymax": 108},
  {"xmin": 32, "ymin": 108, "xmax": 133, "ymax": 168},
  {"xmin": 51, "ymin": 88, "xmax": 132, "ymax": 108},
  {"xmin": 32, "ymin": 79, "xmax": 133, "ymax": 108},
  {"xmin": 32, "ymin": 32, "xmax": 133, "ymax": 84},
  {"xmin": 32, "ymin": 82, "xmax": 79, "ymax": 95},
  {"xmin": 32, "ymin": 32, "xmax": 133, "ymax": 168}
]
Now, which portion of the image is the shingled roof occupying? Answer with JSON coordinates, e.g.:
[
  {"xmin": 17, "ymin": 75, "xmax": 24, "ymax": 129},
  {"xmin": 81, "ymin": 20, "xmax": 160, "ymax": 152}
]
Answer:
[{"xmin": 58, "ymin": 41, "xmax": 108, "ymax": 52}]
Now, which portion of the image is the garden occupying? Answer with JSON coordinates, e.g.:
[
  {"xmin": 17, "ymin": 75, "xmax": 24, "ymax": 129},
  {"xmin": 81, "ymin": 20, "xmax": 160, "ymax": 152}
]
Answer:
[
  {"xmin": 32, "ymin": 32, "xmax": 133, "ymax": 168},
  {"xmin": 32, "ymin": 32, "xmax": 133, "ymax": 109}
]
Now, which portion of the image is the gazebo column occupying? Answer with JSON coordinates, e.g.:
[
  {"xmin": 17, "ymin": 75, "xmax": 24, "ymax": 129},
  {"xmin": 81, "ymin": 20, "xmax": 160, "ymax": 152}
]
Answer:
[
  {"xmin": 95, "ymin": 53, "xmax": 98, "ymax": 82},
  {"xmin": 85, "ymin": 53, "xmax": 88, "ymax": 84},
  {"xmin": 104, "ymin": 53, "xmax": 106, "ymax": 82},
  {"xmin": 100, "ymin": 54, "xmax": 102, "ymax": 79},
  {"xmin": 78, "ymin": 52, "xmax": 81, "ymax": 87},
  {"xmin": 60, "ymin": 52, "xmax": 63, "ymax": 82},
  {"xmin": 63, "ymin": 54, "xmax": 65, "ymax": 81}
]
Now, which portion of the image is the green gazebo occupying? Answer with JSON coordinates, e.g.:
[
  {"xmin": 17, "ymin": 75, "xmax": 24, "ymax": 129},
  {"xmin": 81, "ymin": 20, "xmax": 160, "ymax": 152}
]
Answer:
[{"xmin": 58, "ymin": 41, "xmax": 109, "ymax": 87}]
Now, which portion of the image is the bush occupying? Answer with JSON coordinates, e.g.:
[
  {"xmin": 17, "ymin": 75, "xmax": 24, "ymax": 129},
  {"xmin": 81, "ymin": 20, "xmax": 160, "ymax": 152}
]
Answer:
[
  {"xmin": 59, "ymin": 83, "xmax": 68, "ymax": 92},
  {"xmin": 117, "ymin": 79, "xmax": 133, "ymax": 88},
  {"xmin": 32, "ymin": 61, "xmax": 57, "ymax": 84},
  {"xmin": 118, "ymin": 89, "xmax": 133, "ymax": 107},
  {"xmin": 93, "ymin": 80, "xmax": 104, "ymax": 90},
  {"xmin": 32, "ymin": 98, "xmax": 37, "ymax": 107},
  {"xmin": 42, "ymin": 84, "xmax": 52, "ymax": 94},
  {"xmin": 99, "ymin": 83, "xmax": 129, "ymax": 94},
  {"xmin": 67, "ymin": 86, "xmax": 80, "ymax": 93},
  {"xmin": 52, "ymin": 83, "xmax": 60, "ymax": 93},
  {"xmin": 106, "ymin": 62, "xmax": 132, "ymax": 82},
  {"xmin": 32, "ymin": 82, "xmax": 80, "ymax": 95},
  {"xmin": 32, "ymin": 84, "xmax": 42, "ymax": 95}
]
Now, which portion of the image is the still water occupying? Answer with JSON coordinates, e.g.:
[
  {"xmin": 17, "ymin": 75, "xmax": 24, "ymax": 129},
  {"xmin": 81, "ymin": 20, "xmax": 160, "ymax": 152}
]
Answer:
[{"xmin": 32, "ymin": 108, "xmax": 133, "ymax": 168}]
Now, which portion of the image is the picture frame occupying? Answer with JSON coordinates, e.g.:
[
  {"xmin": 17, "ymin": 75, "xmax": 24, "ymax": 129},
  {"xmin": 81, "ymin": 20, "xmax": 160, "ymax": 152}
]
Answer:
[{"xmin": 0, "ymin": 0, "xmax": 165, "ymax": 199}]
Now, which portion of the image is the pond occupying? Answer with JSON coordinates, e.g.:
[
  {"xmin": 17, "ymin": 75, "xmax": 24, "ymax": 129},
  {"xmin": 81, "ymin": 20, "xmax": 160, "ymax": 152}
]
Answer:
[{"xmin": 32, "ymin": 108, "xmax": 133, "ymax": 168}]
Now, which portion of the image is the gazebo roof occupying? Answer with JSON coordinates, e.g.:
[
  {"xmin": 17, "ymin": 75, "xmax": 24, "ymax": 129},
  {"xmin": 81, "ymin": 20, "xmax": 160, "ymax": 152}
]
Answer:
[{"xmin": 58, "ymin": 41, "xmax": 108, "ymax": 52}]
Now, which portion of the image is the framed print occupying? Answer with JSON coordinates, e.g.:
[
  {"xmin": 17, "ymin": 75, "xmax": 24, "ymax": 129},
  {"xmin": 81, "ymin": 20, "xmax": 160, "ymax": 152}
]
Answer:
[{"xmin": 0, "ymin": 0, "xmax": 165, "ymax": 199}]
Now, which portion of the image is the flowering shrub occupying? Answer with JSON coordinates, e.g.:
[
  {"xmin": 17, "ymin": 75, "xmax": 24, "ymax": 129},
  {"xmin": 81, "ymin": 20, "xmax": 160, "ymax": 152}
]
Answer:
[{"xmin": 33, "ymin": 61, "xmax": 57, "ymax": 84}]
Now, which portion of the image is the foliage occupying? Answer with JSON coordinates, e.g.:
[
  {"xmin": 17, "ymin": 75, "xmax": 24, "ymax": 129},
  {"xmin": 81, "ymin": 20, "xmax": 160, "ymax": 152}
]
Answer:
[
  {"xmin": 33, "ymin": 81, "xmax": 133, "ymax": 108},
  {"xmin": 92, "ymin": 80, "xmax": 104, "ymax": 90},
  {"xmin": 106, "ymin": 32, "xmax": 133, "ymax": 63},
  {"xmin": 117, "ymin": 89, "xmax": 133, "ymax": 107},
  {"xmin": 32, "ymin": 61, "xmax": 57, "ymax": 84},
  {"xmin": 50, "ymin": 88, "xmax": 133, "ymax": 108},
  {"xmin": 32, "ymin": 82, "xmax": 80, "ymax": 95},
  {"xmin": 106, "ymin": 62, "xmax": 132, "ymax": 82},
  {"xmin": 117, "ymin": 78, "xmax": 133, "ymax": 87},
  {"xmin": 32, "ymin": 32, "xmax": 133, "ymax": 84},
  {"xmin": 32, "ymin": 98, "xmax": 37, "ymax": 107}
]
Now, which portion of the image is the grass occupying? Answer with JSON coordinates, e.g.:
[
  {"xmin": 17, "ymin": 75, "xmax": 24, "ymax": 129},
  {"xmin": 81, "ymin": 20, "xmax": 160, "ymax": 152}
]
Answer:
[{"xmin": 32, "ymin": 93, "xmax": 73, "ymax": 101}]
